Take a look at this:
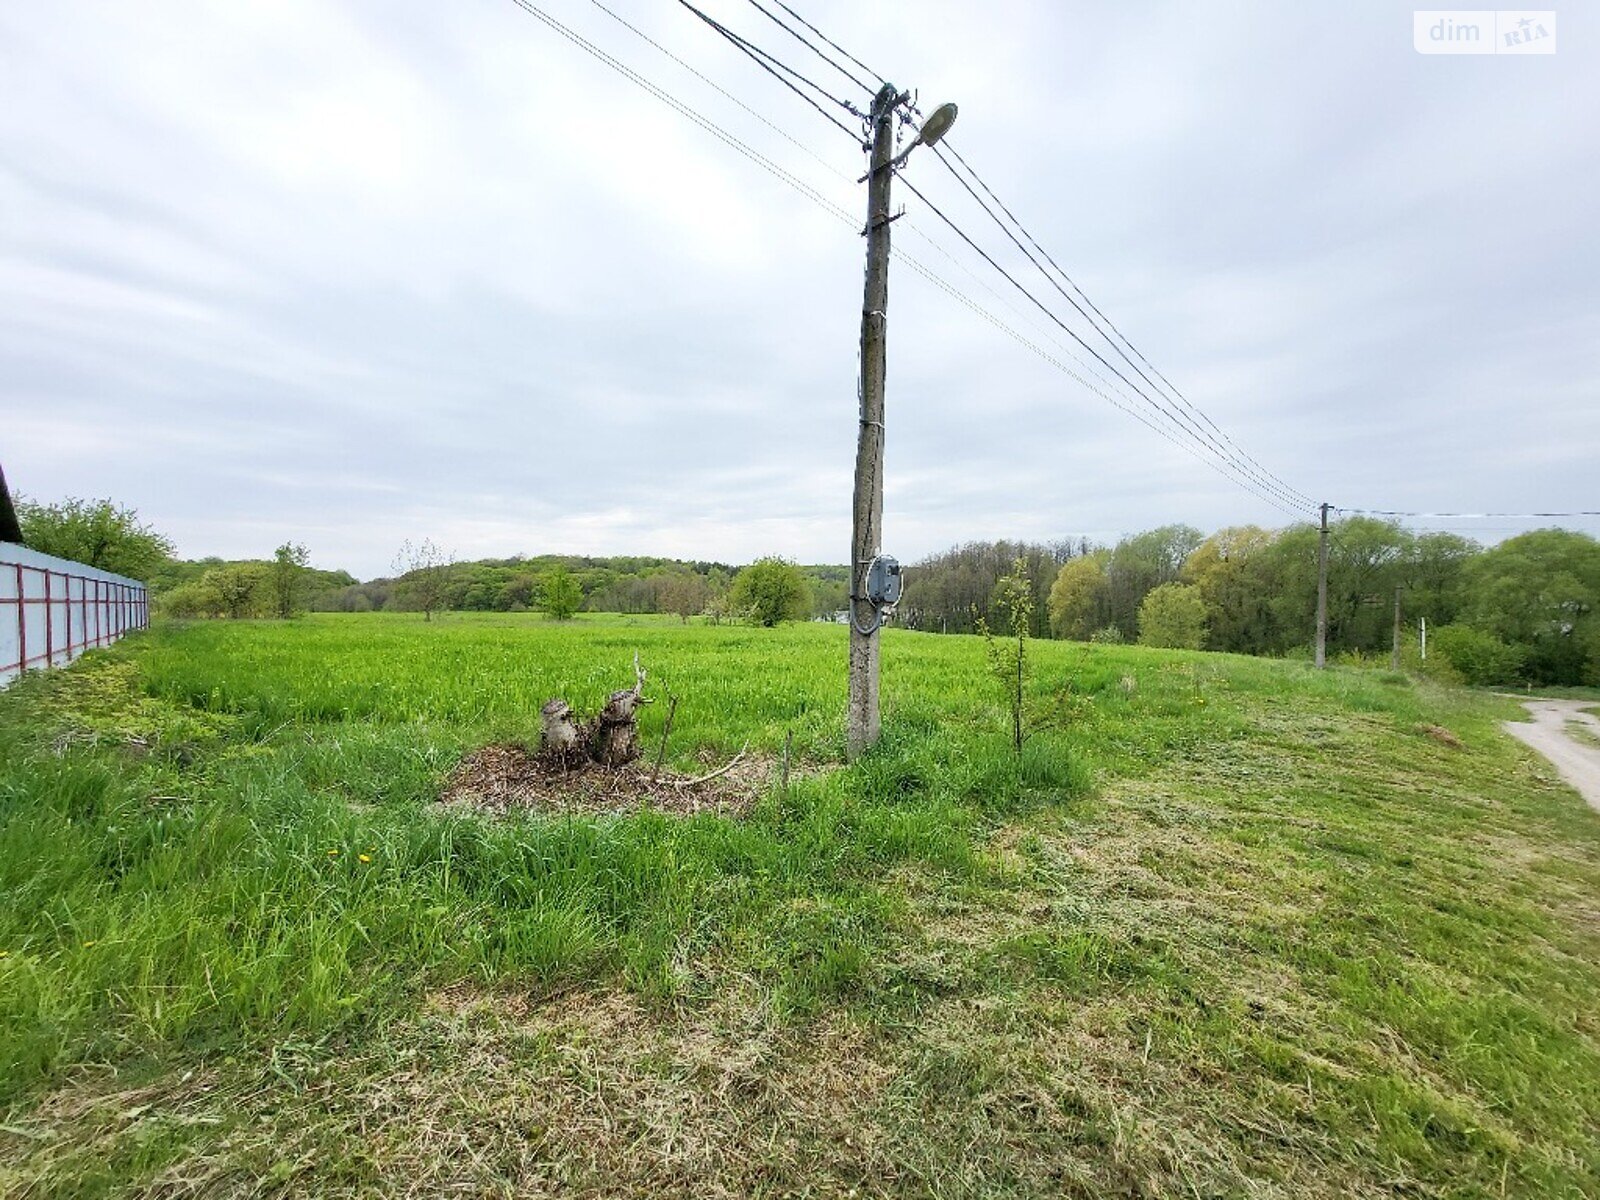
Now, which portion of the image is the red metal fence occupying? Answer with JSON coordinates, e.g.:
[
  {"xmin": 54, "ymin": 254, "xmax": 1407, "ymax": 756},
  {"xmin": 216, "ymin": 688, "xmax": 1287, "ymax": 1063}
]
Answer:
[{"xmin": 1, "ymin": 551, "xmax": 149, "ymax": 685}]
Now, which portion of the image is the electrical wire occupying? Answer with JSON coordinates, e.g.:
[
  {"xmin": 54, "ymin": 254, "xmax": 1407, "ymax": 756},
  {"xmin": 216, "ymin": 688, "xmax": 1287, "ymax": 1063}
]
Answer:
[
  {"xmin": 584, "ymin": 0, "xmax": 1231, "ymax": 472},
  {"xmin": 763, "ymin": 0, "xmax": 890, "ymax": 90},
  {"xmin": 506, "ymin": 0, "xmax": 1309, "ymax": 521},
  {"xmin": 583, "ymin": 0, "xmax": 856, "ymax": 180},
  {"xmin": 927, "ymin": 145, "xmax": 1313, "ymax": 514},
  {"xmin": 504, "ymin": 0, "xmax": 856, "ymax": 223},
  {"xmin": 670, "ymin": 0, "xmax": 865, "ymax": 140},
  {"xmin": 935, "ymin": 141, "xmax": 1315, "ymax": 512},
  {"xmin": 1337, "ymin": 508, "xmax": 1600, "ymax": 519},
  {"xmin": 897, "ymin": 171, "xmax": 1310, "ymax": 518},
  {"xmin": 888, "ymin": 242, "xmax": 1307, "ymax": 521},
  {"xmin": 737, "ymin": 0, "xmax": 880, "ymax": 97}
]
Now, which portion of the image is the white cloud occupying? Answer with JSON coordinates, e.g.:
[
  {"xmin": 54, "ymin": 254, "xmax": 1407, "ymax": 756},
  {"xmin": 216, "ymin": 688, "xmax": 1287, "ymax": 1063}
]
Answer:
[{"xmin": 3, "ymin": 0, "xmax": 1596, "ymax": 576}]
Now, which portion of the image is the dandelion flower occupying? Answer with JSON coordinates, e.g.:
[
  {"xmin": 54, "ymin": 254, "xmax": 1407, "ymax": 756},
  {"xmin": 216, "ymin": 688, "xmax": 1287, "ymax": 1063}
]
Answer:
[
  {"xmin": 358, "ymin": 854, "xmax": 372, "ymax": 863},
  {"xmin": 327, "ymin": 849, "xmax": 340, "ymax": 857}
]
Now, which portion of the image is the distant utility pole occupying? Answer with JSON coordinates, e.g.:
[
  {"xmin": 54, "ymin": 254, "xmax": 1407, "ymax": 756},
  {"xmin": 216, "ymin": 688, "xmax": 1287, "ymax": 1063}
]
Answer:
[
  {"xmin": 1314, "ymin": 502, "xmax": 1330, "ymax": 669},
  {"xmin": 1392, "ymin": 586, "xmax": 1404, "ymax": 671}
]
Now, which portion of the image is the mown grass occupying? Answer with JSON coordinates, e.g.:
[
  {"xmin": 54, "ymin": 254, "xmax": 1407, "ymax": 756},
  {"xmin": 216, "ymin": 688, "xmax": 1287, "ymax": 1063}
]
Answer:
[{"xmin": 1, "ymin": 613, "xmax": 1597, "ymax": 1197}]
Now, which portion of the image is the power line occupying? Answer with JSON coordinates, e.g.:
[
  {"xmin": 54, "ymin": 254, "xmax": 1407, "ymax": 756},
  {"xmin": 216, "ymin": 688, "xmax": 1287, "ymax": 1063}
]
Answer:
[
  {"xmin": 670, "ymin": 0, "xmax": 865, "ymax": 142},
  {"xmin": 504, "ymin": 0, "xmax": 858, "ymax": 223},
  {"xmin": 891, "ymin": 244, "xmax": 1305, "ymax": 521},
  {"xmin": 582, "ymin": 0, "xmax": 856, "ymax": 183},
  {"xmin": 762, "ymin": 0, "xmax": 889, "ymax": 90},
  {"xmin": 935, "ymin": 141, "xmax": 1313, "ymax": 511},
  {"xmin": 509, "ymin": 0, "xmax": 1310, "ymax": 521},
  {"xmin": 581, "ymin": 0, "xmax": 1247, "ymax": 479},
  {"xmin": 896, "ymin": 171, "xmax": 1310, "ymax": 518},
  {"xmin": 928, "ymin": 144, "xmax": 1314, "ymax": 513},
  {"xmin": 737, "ymin": 0, "xmax": 879, "ymax": 97},
  {"xmin": 1337, "ymin": 508, "xmax": 1600, "ymax": 519}
]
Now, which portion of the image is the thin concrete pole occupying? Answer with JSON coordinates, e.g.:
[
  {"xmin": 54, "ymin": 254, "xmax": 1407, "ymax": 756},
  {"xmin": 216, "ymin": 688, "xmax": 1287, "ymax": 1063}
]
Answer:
[
  {"xmin": 1315, "ymin": 502, "xmax": 1330, "ymax": 669},
  {"xmin": 1392, "ymin": 586, "xmax": 1403, "ymax": 671}
]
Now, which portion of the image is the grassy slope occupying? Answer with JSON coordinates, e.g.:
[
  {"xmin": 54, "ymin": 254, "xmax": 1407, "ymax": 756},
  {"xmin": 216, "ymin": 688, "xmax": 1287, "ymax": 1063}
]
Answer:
[{"xmin": 1, "ymin": 613, "xmax": 1597, "ymax": 1198}]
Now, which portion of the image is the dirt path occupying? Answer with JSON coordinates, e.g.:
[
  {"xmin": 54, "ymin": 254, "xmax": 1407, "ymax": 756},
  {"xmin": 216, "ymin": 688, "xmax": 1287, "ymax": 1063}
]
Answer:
[{"xmin": 1504, "ymin": 699, "xmax": 1600, "ymax": 813}]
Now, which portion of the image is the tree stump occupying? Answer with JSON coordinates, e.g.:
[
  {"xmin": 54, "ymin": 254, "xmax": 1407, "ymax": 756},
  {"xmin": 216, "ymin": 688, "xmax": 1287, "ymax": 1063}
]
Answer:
[
  {"xmin": 587, "ymin": 655, "xmax": 650, "ymax": 766},
  {"xmin": 539, "ymin": 698, "xmax": 581, "ymax": 765},
  {"xmin": 539, "ymin": 654, "xmax": 651, "ymax": 769}
]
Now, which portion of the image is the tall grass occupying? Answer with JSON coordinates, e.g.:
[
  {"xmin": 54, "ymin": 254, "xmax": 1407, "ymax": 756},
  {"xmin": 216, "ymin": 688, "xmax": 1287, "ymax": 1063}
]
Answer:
[
  {"xmin": 4, "ymin": 614, "xmax": 1596, "ymax": 1196},
  {"xmin": 0, "ymin": 614, "xmax": 1127, "ymax": 1100}
]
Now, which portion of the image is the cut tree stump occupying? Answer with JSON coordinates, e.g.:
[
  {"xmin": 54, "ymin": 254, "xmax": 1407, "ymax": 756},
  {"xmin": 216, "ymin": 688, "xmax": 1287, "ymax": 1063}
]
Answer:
[
  {"xmin": 540, "ymin": 654, "xmax": 653, "ymax": 768},
  {"xmin": 539, "ymin": 699, "xmax": 581, "ymax": 766}
]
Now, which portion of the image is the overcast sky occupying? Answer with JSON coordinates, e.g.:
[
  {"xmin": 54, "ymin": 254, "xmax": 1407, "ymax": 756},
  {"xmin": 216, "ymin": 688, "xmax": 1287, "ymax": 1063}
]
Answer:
[{"xmin": 3, "ymin": 1, "xmax": 1595, "ymax": 578}]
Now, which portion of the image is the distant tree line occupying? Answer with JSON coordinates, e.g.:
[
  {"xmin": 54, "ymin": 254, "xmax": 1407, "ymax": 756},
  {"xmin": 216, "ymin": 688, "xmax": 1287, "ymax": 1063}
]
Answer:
[
  {"xmin": 19, "ymin": 494, "xmax": 1598, "ymax": 686},
  {"xmin": 899, "ymin": 540, "xmax": 1084, "ymax": 637},
  {"xmin": 152, "ymin": 544, "xmax": 348, "ymax": 619},
  {"xmin": 315, "ymin": 554, "xmax": 847, "ymax": 623},
  {"xmin": 905, "ymin": 523, "xmax": 1600, "ymax": 687},
  {"xmin": 136, "ymin": 545, "xmax": 846, "ymax": 628}
]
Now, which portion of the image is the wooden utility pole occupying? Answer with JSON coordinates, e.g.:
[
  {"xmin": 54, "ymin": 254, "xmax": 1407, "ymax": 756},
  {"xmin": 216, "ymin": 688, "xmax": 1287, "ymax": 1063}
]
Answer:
[
  {"xmin": 847, "ymin": 82, "xmax": 902, "ymax": 760},
  {"xmin": 1392, "ymin": 586, "xmax": 1403, "ymax": 671},
  {"xmin": 1314, "ymin": 501, "xmax": 1330, "ymax": 668}
]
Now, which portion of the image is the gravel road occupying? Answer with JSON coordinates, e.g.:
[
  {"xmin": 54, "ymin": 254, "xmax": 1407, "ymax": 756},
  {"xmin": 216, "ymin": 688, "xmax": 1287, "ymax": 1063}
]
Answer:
[{"xmin": 1504, "ymin": 699, "xmax": 1600, "ymax": 813}]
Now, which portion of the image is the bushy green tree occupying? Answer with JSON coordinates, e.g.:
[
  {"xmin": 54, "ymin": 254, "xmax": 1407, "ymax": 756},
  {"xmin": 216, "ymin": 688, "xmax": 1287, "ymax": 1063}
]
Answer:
[
  {"xmin": 206, "ymin": 563, "xmax": 265, "ymax": 619},
  {"xmin": 1048, "ymin": 552, "xmax": 1109, "ymax": 640},
  {"xmin": 1459, "ymin": 529, "xmax": 1600, "ymax": 685},
  {"xmin": 729, "ymin": 557, "xmax": 811, "ymax": 626},
  {"xmin": 159, "ymin": 580, "xmax": 222, "ymax": 619},
  {"xmin": 1183, "ymin": 526, "xmax": 1278, "ymax": 653},
  {"xmin": 541, "ymin": 563, "xmax": 582, "ymax": 620},
  {"xmin": 1259, "ymin": 517, "xmax": 1415, "ymax": 657},
  {"xmin": 16, "ymin": 496, "xmax": 173, "ymax": 580},
  {"xmin": 270, "ymin": 542, "xmax": 310, "ymax": 618},
  {"xmin": 1106, "ymin": 525, "xmax": 1204, "ymax": 638},
  {"xmin": 1429, "ymin": 625, "xmax": 1525, "ymax": 686},
  {"xmin": 1403, "ymin": 532, "xmax": 1477, "ymax": 627},
  {"xmin": 1137, "ymin": 582, "xmax": 1207, "ymax": 649}
]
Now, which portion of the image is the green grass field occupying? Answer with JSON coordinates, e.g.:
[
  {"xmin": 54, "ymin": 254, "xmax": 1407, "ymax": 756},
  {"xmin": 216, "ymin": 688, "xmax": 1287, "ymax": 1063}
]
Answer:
[{"xmin": 2, "ymin": 613, "xmax": 1598, "ymax": 1197}]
